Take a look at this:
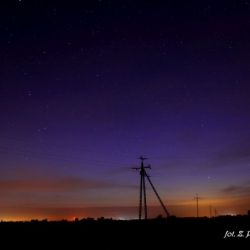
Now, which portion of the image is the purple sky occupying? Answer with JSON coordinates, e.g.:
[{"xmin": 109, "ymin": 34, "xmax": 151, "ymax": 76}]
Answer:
[{"xmin": 0, "ymin": 0, "xmax": 250, "ymax": 220}]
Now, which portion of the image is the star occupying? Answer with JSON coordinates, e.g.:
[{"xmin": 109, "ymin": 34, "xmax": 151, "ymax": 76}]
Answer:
[{"xmin": 25, "ymin": 90, "xmax": 32, "ymax": 97}]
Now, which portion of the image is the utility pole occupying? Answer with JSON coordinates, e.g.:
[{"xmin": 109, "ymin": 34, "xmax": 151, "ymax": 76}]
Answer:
[
  {"xmin": 209, "ymin": 205, "xmax": 212, "ymax": 218},
  {"xmin": 133, "ymin": 156, "xmax": 150, "ymax": 220},
  {"xmin": 132, "ymin": 156, "xmax": 170, "ymax": 220},
  {"xmin": 214, "ymin": 208, "xmax": 217, "ymax": 217},
  {"xmin": 194, "ymin": 194, "xmax": 201, "ymax": 218}
]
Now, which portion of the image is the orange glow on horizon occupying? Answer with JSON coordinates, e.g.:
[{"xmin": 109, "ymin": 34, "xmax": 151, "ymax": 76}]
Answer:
[{"xmin": 0, "ymin": 196, "xmax": 249, "ymax": 222}]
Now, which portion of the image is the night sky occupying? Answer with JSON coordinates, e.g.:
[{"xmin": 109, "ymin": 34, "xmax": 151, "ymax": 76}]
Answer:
[{"xmin": 1, "ymin": 0, "xmax": 250, "ymax": 221}]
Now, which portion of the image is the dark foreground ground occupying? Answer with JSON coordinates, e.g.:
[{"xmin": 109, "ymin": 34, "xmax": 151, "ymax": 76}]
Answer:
[{"xmin": 0, "ymin": 216, "xmax": 249, "ymax": 247}]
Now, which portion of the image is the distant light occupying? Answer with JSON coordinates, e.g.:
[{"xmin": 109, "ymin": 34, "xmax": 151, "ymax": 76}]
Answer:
[
  {"xmin": 221, "ymin": 212, "xmax": 236, "ymax": 216},
  {"xmin": 117, "ymin": 217, "xmax": 126, "ymax": 220},
  {"xmin": 115, "ymin": 216, "xmax": 137, "ymax": 220},
  {"xmin": 72, "ymin": 216, "xmax": 79, "ymax": 221}
]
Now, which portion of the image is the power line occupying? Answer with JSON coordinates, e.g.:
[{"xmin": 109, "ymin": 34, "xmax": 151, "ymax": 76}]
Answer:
[
  {"xmin": 0, "ymin": 145, "xmax": 121, "ymax": 167},
  {"xmin": 0, "ymin": 135, "xmax": 134, "ymax": 165},
  {"xmin": 0, "ymin": 134, "xmax": 143, "ymax": 160}
]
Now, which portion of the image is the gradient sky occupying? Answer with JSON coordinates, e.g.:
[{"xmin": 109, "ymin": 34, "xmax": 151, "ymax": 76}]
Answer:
[{"xmin": 1, "ymin": 0, "xmax": 250, "ymax": 221}]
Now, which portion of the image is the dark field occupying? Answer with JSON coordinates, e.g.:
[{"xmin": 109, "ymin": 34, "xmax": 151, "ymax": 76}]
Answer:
[{"xmin": 0, "ymin": 216, "xmax": 249, "ymax": 247}]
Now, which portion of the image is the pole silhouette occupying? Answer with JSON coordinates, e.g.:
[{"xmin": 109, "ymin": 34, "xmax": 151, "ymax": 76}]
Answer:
[
  {"xmin": 132, "ymin": 156, "xmax": 170, "ymax": 220},
  {"xmin": 209, "ymin": 205, "xmax": 212, "ymax": 218},
  {"xmin": 194, "ymin": 194, "xmax": 200, "ymax": 217},
  {"xmin": 214, "ymin": 208, "xmax": 217, "ymax": 217}
]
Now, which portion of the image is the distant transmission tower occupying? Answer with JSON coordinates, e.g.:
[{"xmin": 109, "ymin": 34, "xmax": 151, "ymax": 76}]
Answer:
[
  {"xmin": 194, "ymin": 194, "xmax": 201, "ymax": 217},
  {"xmin": 132, "ymin": 156, "xmax": 170, "ymax": 220},
  {"xmin": 209, "ymin": 205, "xmax": 212, "ymax": 218},
  {"xmin": 214, "ymin": 208, "xmax": 217, "ymax": 217}
]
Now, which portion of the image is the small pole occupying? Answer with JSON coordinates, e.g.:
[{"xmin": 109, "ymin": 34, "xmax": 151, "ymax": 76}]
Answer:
[{"xmin": 194, "ymin": 194, "xmax": 200, "ymax": 218}]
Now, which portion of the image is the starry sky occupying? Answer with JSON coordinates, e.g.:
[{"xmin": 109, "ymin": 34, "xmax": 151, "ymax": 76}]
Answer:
[{"xmin": 1, "ymin": 0, "xmax": 250, "ymax": 221}]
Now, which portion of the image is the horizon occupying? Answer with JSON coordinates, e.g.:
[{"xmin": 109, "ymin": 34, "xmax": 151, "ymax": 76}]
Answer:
[
  {"xmin": 1, "ymin": 210, "xmax": 249, "ymax": 222},
  {"xmin": 0, "ymin": 200, "xmax": 249, "ymax": 221}
]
